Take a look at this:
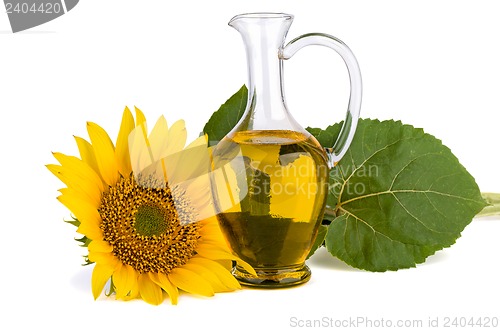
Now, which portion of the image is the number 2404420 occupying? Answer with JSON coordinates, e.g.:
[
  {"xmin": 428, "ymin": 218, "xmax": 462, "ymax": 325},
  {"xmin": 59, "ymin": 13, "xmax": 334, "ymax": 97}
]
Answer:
[
  {"xmin": 5, "ymin": 2, "xmax": 62, "ymax": 14},
  {"xmin": 443, "ymin": 317, "xmax": 498, "ymax": 328}
]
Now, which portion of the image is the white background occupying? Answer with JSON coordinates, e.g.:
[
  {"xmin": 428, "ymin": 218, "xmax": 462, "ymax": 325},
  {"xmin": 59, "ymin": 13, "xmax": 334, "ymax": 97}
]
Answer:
[{"xmin": 1, "ymin": 1, "xmax": 499, "ymax": 330}]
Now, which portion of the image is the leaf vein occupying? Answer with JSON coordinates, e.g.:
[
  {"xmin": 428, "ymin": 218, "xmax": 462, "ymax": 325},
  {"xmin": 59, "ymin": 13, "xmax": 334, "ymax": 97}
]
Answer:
[
  {"xmin": 424, "ymin": 192, "xmax": 447, "ymax": 219},
  {"xmin": 340, "ymin": 139, "xmax": 406, "ymax": 196},
  {"xmin": 339, "ymin": 207, "xmax": 395, "ymax": 243},
  {"xmin": 389, "ymin": 153, "xmax": 438, "ymax": 190},
  {"xmin": 391, "ymin": 192, "xmax": 443, "ymax": 234},
  {"xmin": 341, "ymin": 189, "xmax": 481, "ymax": 206}
]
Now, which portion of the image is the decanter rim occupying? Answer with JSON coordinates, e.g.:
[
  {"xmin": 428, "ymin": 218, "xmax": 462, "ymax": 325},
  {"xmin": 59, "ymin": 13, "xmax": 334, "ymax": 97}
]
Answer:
[{"xmin": 229, "ymin": 12, "xmax": 293, "ymax": 25}]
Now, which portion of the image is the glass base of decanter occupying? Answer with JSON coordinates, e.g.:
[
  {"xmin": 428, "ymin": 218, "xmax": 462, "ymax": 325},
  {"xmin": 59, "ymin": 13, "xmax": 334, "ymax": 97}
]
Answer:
[{"xmin": 232, "ymin": 263, "xmax": 311, "ymax": 288}]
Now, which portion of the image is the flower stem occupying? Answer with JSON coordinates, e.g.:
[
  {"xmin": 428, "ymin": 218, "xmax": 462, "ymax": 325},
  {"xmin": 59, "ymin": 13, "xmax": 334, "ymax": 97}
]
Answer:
[{"xmin": 476, "ymin": 192, "xmax": 500, "ymax": 218}]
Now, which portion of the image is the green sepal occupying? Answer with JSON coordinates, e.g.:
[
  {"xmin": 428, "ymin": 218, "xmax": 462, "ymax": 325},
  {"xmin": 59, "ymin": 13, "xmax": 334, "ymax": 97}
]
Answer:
[
  {"xmin": 64, "ymin": 215, "xmax": 81, "ymax": 227},
  {"xmin": 75, "ymin": 236, "xmax": 91, "ymax": 247},
  {"xmin": 106, "ymin": 277, "xmax": 115, "ymax": 297},
  {"xmin": 82, "ymin": 255, "xmax": 94, "ymax": 266}
]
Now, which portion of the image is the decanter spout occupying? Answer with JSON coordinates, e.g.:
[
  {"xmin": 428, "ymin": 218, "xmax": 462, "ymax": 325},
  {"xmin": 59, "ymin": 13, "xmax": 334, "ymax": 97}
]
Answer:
[{"xmin": 228, "ymin": 12, "xmax": 293, "ymax": 31}]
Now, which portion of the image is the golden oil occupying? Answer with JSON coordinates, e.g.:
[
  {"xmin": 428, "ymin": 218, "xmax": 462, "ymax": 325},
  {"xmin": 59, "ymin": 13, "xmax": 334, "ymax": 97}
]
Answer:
[{"xmin": 211, "ymin": 130, "xmax": 329, "ymax": 287}]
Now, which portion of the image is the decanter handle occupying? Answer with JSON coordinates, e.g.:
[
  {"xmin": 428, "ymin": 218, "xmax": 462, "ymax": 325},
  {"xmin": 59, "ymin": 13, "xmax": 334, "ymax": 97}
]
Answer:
[{"xmin": 281, "ymin": 33, "xmax": 362, "ymax": 167}]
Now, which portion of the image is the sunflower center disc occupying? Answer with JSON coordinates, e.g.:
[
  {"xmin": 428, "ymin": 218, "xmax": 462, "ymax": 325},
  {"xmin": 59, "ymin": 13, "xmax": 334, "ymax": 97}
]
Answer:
[
  {"xmin": 98, "ymin": 175, "xmax": 201, "ymax": 274},
  {"xmin": 135, "ymin": 204, "xmax": 169, "ymax": 236}
]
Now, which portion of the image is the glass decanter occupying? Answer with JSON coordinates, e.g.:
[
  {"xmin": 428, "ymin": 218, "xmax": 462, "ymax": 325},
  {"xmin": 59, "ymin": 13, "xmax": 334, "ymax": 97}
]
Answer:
[{"xmin": 211, "ymin": 12, "xmax": 362, "ymax": 287}]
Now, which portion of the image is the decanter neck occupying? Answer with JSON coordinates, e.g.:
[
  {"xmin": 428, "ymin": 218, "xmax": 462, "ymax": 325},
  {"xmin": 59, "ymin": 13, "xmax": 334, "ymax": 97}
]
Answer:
[{"xmin": 229, "ymin": 13, "xmax": 304, "ymax": 132}]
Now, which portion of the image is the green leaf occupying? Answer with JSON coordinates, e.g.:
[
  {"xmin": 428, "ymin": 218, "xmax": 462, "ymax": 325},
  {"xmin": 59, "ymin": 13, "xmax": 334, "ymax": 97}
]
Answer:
[
  {"xmin": 310, "ymin": 119, "xmax": 487, "ymax": 271},
  {"xmin": 203, "ymin": 85, "xmax": 247, "ymax": 146},
  {"xmin": 307, "ymin": 225, "xmax": 328, "ymax": 259}
]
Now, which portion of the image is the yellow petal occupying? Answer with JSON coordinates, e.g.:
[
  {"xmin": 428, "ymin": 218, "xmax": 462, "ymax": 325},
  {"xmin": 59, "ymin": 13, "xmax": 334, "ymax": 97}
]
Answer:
[
  {"xmin": 57, "ymin": 193, "xmax": 100, "ymax": 227},
  {"xmin": 77, "ymin": 220, "xmax": 103, "ymax": 240},
  {"xmin": 195, "ymin": 243, "xmax": 257, "ymax": 276},
  {"xmin": 197, "ymin": 236, "xmax": 226, "ymax": 247},
  {"xmin": 87, "ymin": 121, "xmax": 119, "ymax": 186},
  {"xmin": 164, "ymin": 120, "xmax": 186, "ymax": 156},
  {"xmin": 168, "ymin": 267, "xmax": 214, "ymax": 297},
  {"xmin": 46, "ymin": 164, "xmax": 65, "ymax": 183},
  {"xmin": 115, "ymin": 107, "xmax": 135, "ymax": 177},
  {"xmin": 143, "ymin": 116, "xmax": 170, "ymax": 184},
  {"xmin": 57, "ymin": 187, "xmax": 99, "ymax": 214},
  {"xmin": 113, "ymin": 264, "xmax": 139, "ymax": 300},
  {"xmin": 188, "ymin": 257, "xmax": 241, "ymax": 291},
  {"xmin": 138, "ymin": 273, "xmax": 164, "ymax": 305},
  {"xmin": 50, "ymin": 153, "xmax": 103, "ymax": 205},
  {"xmin": 49, "ymin": 165, "xmax": 101, "ymax": 206},
  {"xmin": 196, "ymin": 226, "xmax": 227, "ymax": 245},
  {"xmin": 269, "ymin": 155, "xmax": 317, "ymax": 220},
  {"xmin": 88, "ymin": 240, "xmax": 113, "ymax": 253},
  {"xmin": 199, "ymin": 221, "xmax": 222, "ymax": 237},
  {"xmin": 172, "ymin": 176, "xmax": 213, "ymax": 222},
  {"xmin": 148, "ymin": 115, "xmax": 169, "ymax": 161},
  {"xmin": 217, "ymin": 259, "xmax": 233, "ymax": 270},
  {"xmin": 58, "ymin": 178, "xmax": 100, "ymax": 210},
  {"xmin": 134, "ymin": 109, "xmax": 152, "ymax": 159},
  {"xmin": 150, "ymin": 273, "xmax": 179, "ymax": 305},
  {"xmin": 87, "ymin": 251, "xmax": 114, "ymax": 264},
  {"xmin": 48, "ymin": 163, "xmax": 68, "ymax": 183},
  {"xmin": 186, "ymin": 134, "xmax": 208, "ymax": 150},
  {"xmin": 74, "ymin": 136, "xmax": 101, "ymax": 177},
  {"xmin": 163, "ymin": 136, "xmax": 209, "ymax": 185},
  {"xmin": 128, "ymin": 122, "xmax": 154, "ymax": 177},
  {"xmin": 209, "ymin": 162, "xmax": 244, "ymax": 213},
  {"xmin": 134, "ymin": 106, "xmax": 147, "ymax": 128},
  {"xmin": 181, "ymin": 259, "xmax": 232, "ymax": 292},
  {"xmin": 198, "ymin": 217, "xmax": 226, "ymax": 237},
  {"xmin": 92, "ymin": 263, "xmax": 115, "ymax": 300}
]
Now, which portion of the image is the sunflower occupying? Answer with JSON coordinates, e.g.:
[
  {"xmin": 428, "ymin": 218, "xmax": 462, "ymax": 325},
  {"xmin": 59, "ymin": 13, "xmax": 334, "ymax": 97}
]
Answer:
[{"xmin": 48, "ymin": 106, "xmax": 254, "ymax": 305}]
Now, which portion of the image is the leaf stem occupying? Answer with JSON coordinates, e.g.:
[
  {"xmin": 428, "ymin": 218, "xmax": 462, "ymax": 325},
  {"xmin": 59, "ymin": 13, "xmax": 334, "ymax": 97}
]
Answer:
[
  {"xmin": 476, "ymin": 192, "xmax": 500, "ymax": 218},
  {"xmin": 324, "ymin": 207, "xmax": 337, "ymax": 218}
]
